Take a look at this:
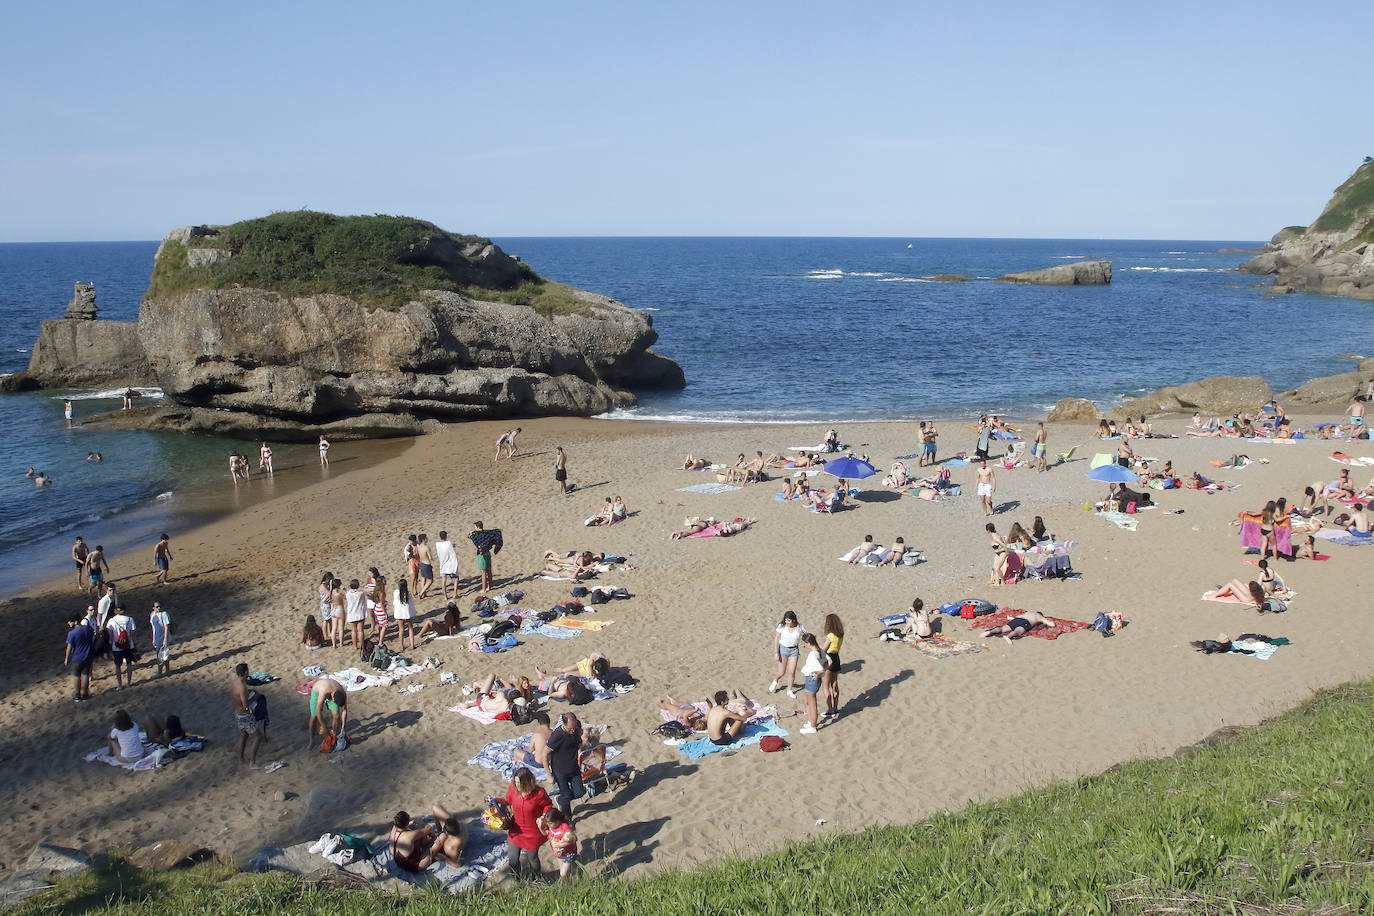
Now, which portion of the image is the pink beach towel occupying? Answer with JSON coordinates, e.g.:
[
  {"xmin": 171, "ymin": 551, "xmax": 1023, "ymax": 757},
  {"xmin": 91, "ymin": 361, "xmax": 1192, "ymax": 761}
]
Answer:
[
  {"xmin": 1239, "ymin": 519, "xmax": 1263, "ymax": 551},
  {"xmin": 448, "ymin": 704, "xmax": 501, "ymax": 725},
  {"xmin": 687, "ymin": 524, "xmax": 727, "ymax": 538}
]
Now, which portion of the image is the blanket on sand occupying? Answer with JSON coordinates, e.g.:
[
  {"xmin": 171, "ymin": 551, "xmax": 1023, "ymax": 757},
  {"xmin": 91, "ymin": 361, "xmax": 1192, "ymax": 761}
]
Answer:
[
  {"xmin": 676, "ymin": 719, "xmax": 789, "ymax": 759},
  {"xmin": 466, "ymin": 734, "xmax": 621, "ymax": 782},
  {"xmin": 969, "ymin": 607, "xmax": 1089, "ymax": 640},
  {"xmin": 1312, "ymin": 528, "xmax": 1374, "ymax": 547},
  {"xmin": 907, "ymin": 635, "xmax": 987, "ymax": 658},
  {"xmin": 675, "ymin": 483, "xmax": 743, "ymax": 495}
]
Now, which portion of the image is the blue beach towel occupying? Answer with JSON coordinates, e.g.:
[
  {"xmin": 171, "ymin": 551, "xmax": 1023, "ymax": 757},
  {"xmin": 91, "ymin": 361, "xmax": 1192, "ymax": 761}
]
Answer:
[{"xmin": 676, "ymin": 719, "xmax": 789, "ymax": 759}]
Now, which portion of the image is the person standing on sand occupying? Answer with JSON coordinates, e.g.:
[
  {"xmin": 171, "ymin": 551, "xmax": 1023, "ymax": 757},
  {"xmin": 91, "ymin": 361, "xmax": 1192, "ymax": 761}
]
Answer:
[
  {"xmin": 64, "ymin": 399, "xmax": 73, "ymax": 428},
  {"xmin": 64, "ymin": 612, "xmax": 94, "ymax": 701},
  {"xmin": 975, "ymin": 417, "xmax": 992, "ymax": 462},
  {"xmin": 404, "ymin": 534, "xmax": 420, "ymax": 593},
  {"xmin": 393, "ymin": 578, "xmax": 417, "ymax": 650},
  {"xmin": 328, "ymin": 577, "xmax": 345, "ymax": 648},
  {"xmin": 149, "ymin": 601, "xmax": 172, "ymax": 676},
  {"xmin": 85, "ymin": 545, "xmax": 110, "ymax": 596},
  {"xmin": 434, "ymin": 530, "xmax": 459, "ymax": 599},
  {"xmin": 470, "ymin": 521, "xmax": 500, "ymax": 593},
  {"xmin": 153, "ymin": 532, "xmax": 172, "ymax": 585},
  {"xmin": 71, "ymin": 536, "xmax": 89, "ymax": 590},
  {"xmin": 554, "ymin": 446, "xmax": 569, "ymax": 495},
  {"xmin": 415, "ymin": 533, "xmax": 434, "ymax": 598},
  {"xmin": 1034, "ymin": 422, "xmax": 1048, "ymax": 473},
  {"xmin": 977, "ymin": 460, "xmax": 997, "ymax": 517},
  {"xmin": 106, "ymin": 604, "xmax": 137, "ymax": 689},
  {"xmin": 231, "ymin": 662, "xmax": 264, "ymax": 768},
  {"xmin": 504, "ymin": 427, "xmax": 521, "ymax": 460},
  {"xmin": 344, "ymin": 578, "xmax": 367, "ymax": 648},
  {"xmin": 546, "ymin": 712, "xmax": 585, "ymax": 818},
  {"xmin": 97, "ymin": 582, "xmax": 121, "ymax": 627},
  {"xmin": 318, "ymin": 435, "xmax": 330, "ymax": 466}
]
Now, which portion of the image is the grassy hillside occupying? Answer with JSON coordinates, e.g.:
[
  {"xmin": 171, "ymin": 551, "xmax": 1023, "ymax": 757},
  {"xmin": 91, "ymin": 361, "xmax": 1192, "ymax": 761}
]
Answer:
[
  {"xmin": 1309, "ymin": 161, "xmax": 1374, "ymax": 234},
  {"xmin": 144, "ymin": 211, "xmax": 588, "ymax": 316},
  {"xmin": 17, "ymin": 678, "xmax": 1374, "ymax": 915}
]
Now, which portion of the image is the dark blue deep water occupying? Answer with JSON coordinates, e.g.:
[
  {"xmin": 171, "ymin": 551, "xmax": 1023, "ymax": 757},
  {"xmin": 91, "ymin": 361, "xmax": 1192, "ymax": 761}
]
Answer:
[{"xmin": 3, "ymin": 237, "xmax": 1372, "ymax": 587}]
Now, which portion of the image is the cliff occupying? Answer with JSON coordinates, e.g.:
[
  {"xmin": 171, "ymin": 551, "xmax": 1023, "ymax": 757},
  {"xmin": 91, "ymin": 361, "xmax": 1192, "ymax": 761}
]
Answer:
[
  {"xmin": 24, "ymin": 212, "xmax": 682, "ymax": 438},
  {"xmin": 1239, "ymin": 160, "xmax": 1374, "ymax": 300},
  {"xmin": 995, "ymin": 260, "xmax": 1111, "ymax": 286},
  {"xmin": 26, "ymin": 319, "xmax": 153, "ymax": 388}
]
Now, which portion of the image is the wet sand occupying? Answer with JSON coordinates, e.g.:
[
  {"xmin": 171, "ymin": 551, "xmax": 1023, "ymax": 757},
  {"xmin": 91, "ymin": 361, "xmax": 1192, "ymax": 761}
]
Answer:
[{"xmin": 3, "ymin": 414, "xmax": 1372, "ymax": 878}]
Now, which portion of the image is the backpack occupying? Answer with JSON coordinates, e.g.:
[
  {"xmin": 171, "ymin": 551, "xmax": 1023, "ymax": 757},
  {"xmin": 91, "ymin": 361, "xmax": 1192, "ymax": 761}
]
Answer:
[
  {"xmin": 587, "ymin": 589, "xmax": 608, "ymax": 605},
  {"xmin": 91, "ymin": 627, "xmax": 111, "ymax": 657},
  {"xmin": 759, "ymin": 736, "xmax": 788, "ymax": 753},
  {"xmin": 250, "ymin": 692, "xmax": 269, "ymax": 723},
  {"xmin": 567, "ymin": 680, "xmax": 592, "ymax": 705},
  {"xmin": 652, "ymin": 721, "xmax": 692, "ymax": 740},
  {"xmin": 113, "ymin": 625, "xmax": 131, "ymax": 651},
  {"xmin": 369, "ymin": 643, "xmax": 395, "ymax": 671},
  {"xmin": 482, "ymin": 619, "xmax": 518, "ymax": 647},
  {"xmin": 359, "ymin": 638, "xmax": 376, "ymax": 663},
  {"xmin": 509, "ymin": 702, "xmax": 534, "ymax": 726}
]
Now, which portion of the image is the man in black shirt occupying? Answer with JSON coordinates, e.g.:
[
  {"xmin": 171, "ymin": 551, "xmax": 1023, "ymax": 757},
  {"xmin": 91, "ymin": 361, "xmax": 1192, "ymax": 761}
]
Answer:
[{"xmin": 545, "ymin": 712, "xmax": 585, "ymax": 818}]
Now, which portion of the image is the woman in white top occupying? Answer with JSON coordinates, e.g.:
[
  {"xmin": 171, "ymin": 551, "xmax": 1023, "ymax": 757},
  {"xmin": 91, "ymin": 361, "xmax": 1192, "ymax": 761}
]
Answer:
[
  {"xmin": 769, "ymin": 611, "xmax": 807, "ymax": 698},
  {"xmin": 107, "ymin": 709, "xmax": 145, "ymax": 762},
  {"xmin": 392, "ymin": 578, "xmax": 417, "ymax": 651},
  {"xmin": 798, "ymin": 633, "xmax": 825, "ymax": 735}
]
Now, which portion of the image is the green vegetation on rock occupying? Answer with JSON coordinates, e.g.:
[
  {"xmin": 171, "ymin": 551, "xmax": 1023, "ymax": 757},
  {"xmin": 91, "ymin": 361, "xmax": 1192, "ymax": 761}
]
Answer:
[
  {"xmin": 1309, "ymin": 161, "xmax": 1374, "ymax": 234},
  {"xmin": 145, "ymin": 211, "xmax": 588, "ymax": 317},
  {"xmin": 17, "ymin": 679, "xmax": 1374, "ymax": 915}
]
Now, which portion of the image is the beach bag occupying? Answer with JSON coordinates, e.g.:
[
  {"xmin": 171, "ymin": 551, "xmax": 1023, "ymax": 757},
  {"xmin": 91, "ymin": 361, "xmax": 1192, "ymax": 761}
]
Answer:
[
  {"xmin": 483, "ymin": 619, "xmax": 518, "ymax": 647},
  {"xmin": 571, "ymin": 586, "xmax": 589, "ymax": 598},
  {"xmin": 1260, "ymin": 598, "xmax": 1287, "ymax": 614},
  {"xmin": 494, "ymin": 633, "xmax": 519, "ymax": 650},
  {"xmin": 759, "ymin": 736, "xmax": 788, "ymax": 752},
  {"xmin": 587, "ymin": 589, "xmax": 608, "ymax": 605},
  {"xmin": 250, "ymin": 692, "xmax": 269, "ymax": 724},
  {"xmin": 481, "ymin": 797, "xmax": 512, "ymax": 832},
  {"xmin": 368, "ymin": 643, "xmax": 395, "ymax": 671},
  {"xmin": 91, "ymin": 627, "xmax": 111, "ymax": 657},
  {"xmin": 1091, "ymin": 612, "xmax": 1113, "ymax": 635},
  {"xmin": 359, "ymin": 638, "xmax": 376, "ymax": 663},
  {"xmin": 113, "ymin": 626, "xmax": 131, "ymax": 651},
  {"xmin": 567, "ymin": 680, "xmax": 593, "ymax": 705},
  {"xmin": 652, "ymin": 721, "xmax": 692, "ymax": 741},
  {"xmin": 509, "ymin": 701, "xmax": 534, "ymax": 726},
  {"xmin": 320, "ymin": 733, "xmax": 336, "ymax": 753},
  {"xmin": 535, "ymin": 609, "xmax": 559, "ymax": 623},
  {"xmin": 557, "ymin": 600, "xmax": 584, "ymax": 616}
]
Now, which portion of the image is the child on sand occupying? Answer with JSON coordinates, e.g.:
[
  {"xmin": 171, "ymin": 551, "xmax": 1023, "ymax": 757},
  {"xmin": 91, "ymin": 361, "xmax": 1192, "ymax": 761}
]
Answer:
[{"xmin": 541, "ymin": 808, "xmax": 578, "ymax": 879}]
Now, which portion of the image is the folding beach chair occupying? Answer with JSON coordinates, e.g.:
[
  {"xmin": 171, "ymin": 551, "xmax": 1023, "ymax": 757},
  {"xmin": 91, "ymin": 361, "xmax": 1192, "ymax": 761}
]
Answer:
[{"xmin": 1055, "ymin": 445, "xmax": 1078, "ymax": 465}]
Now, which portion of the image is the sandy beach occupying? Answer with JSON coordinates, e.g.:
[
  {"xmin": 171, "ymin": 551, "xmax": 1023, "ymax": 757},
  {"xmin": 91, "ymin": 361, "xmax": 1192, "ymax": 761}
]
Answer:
[{"xmin": 4, "ymin": 413, "xmax": 1372, "ymax": 878}]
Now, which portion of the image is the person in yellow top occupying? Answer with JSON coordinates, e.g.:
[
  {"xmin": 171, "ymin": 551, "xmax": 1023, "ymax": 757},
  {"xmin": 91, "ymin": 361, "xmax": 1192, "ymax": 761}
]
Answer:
[
  {"xmin": 821, "ymin": 614, "xmax": 844, "ymax": 719},
  {"xmin": 549, "ymin": 652, "xmax": 609, "ymax": 682}
]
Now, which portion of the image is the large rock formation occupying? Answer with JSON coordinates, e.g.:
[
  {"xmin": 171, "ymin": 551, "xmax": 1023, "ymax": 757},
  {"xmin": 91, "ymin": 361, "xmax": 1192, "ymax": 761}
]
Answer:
[
  {"xmin": 1116, "ymin": 375, "xmax": 1273, "ymax": 416},
  {"xmin": 995, "ymin": 260, "xmax": 1111, "ymax": 286},
  {"xmin": 127, "ymin": 213, "xmax": 682, "ymax": 438},
  {"xmin": 1239, "ymin": 160, "xmax": 1374, "ymax": 300},
  {"xmin": 1047, "ymin": 397, "xmax": 1102, "ymax": 422},
  {"xmin": 25, "ymin": 313, "xmax": 154, "ymax": 388}
]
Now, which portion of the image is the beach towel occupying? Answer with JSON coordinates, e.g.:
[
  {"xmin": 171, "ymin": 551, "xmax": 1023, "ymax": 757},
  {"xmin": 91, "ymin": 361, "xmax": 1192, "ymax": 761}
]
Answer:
[
  {"xmin": 1239, "ymin": 517, "xmax": 1263, "ymax": 551},
  {"xmin": 659, "ymin": 701, "xmax": 778, "ymax": 726},
  {"xmin": 85, "ymin": 743, "xmax": 168, "ymax": 771},
  {"xmin": 549, "ymin": 616, "xmax": 614, "ymax": 631},
  {"xmin": 773, "ymin": 492, "xmax": 802, "ymax": 502},
  {"xmin": 1096, "ymin": 510, "xmax": 1138, "ymax": 531},
  {"xmin": 969, "ymin": 607, "xmax": 1089, "ymax": 640},
  {"xmin": 329, "ymin": 666, "xmax": 399, "ymax": 692},
  {"xmin": 836, "ymin": 549, "xmax": 924, "ymax": 568},
  {"xmin": 944, "ymin": 458, "xmax": 970, "ymax": 466},
  {"xmin": 373, "ymin": 826, "xmax": 507, "ymax": 894},
  {"xmin": 1275, "ymin": 519, "xmax": 1294, "ymax": 557},
  {"xmin": 676, "ymin": 719, "xmax": 789, "ymax": 759},
  {"xmin": 1232, "ymin": 640, "xmax": 1280, "ymax": 660},
  {"xmin": 448, "ymin": 704, "xmax": 502, "ymax": 725},
  {"xmin": 687, "ymin": 523, "xmax": 727, "ymax": 537},
  {"xmin": 466, "ymin": 734, "xmax": 621, "ymax": 782},
  {"xmin": 469, "ymin": 529, "xmax": 503, "ymax": 555},
  {"xmin": 520, "ymin": 622, "xmax": 581, "ymax": 639},
  {"xmin": 1311, "ymin": 528, "xmax": 1374, "ymax": 547},
  {"xmin": 908, "ymin": 635, "xmax": 987, "ymax": 658},
  {"xmin": 1201, "ymin": 592, "xmax": 1255, "ymax": 605},
  {"xmin": 894, "ymin": 453, "xmax": 922, "ymax": 460},
  {"xmin": 675, "ymin": 483, "xmax": 742, "ymax": 495}
]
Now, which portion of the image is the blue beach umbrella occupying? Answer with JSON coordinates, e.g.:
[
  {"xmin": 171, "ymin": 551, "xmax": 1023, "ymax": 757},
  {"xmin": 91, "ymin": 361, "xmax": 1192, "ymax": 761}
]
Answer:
[
  {"xmin": 1085, "ymin": 463, "xmax": 1138, "ymax": 483},
  {"xmin": 822, "ymin": 456, "xmax": 877, "ymax": 480}
]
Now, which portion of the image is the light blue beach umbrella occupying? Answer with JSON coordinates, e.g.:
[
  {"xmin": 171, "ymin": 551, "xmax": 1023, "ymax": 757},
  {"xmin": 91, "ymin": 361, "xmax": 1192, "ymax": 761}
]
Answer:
[
  {"xmin": 1084, "ymin": 463, "xmax": 1137, "ymax": 483},
  {"xmin": 822, "ymin": 456, "xmax": 877, "ymax": 480}
]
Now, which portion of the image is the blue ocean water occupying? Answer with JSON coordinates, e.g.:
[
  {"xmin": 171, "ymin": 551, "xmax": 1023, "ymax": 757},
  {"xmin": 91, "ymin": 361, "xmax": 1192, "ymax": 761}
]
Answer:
[{"xmin": 3, "ymin": 237, "xmax": 1373, "ymax": 591}]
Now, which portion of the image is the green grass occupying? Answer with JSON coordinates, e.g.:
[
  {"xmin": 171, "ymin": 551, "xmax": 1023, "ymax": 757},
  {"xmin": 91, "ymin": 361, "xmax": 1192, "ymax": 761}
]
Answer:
[
  {"xmin": 18, "ymin": 679, "xmax": 1374, "ymax": 915},
  {"xmin": 1310, "ymin": 161, "xmax": 1374, "ymax": 234},
  {"xmin": 143, "ymin": 211, "xmax": 588, "ymax": 316}
]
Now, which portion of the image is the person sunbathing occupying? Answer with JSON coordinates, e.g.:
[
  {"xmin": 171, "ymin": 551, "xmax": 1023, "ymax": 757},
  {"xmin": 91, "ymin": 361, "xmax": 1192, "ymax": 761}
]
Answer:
[
  {"xmin": 541, "ymin": 550, "xmax": 599, "ymax": 579},
  {"xmin": 611, "ymin": 495, "xmax": 628, "ymax": 522},
  {"xmin": 793, "ymin": 453, "xmax": 823, "ymax": 469},
  {"xmin": 716, "ymin": 517, "xmax": 755, "ymax": 536},
  {"xmin": 670, "ymin": 517, "xmax": 716, "ymax": 539},
  {"xmin": 724, "ymin": 453, "xmax": 750, "ymax": 483},
  {"xmin": 658, "ymin": 695, "xmax": 707, "ymax": 731},
  {"xmin": 682, "ymin": 454, "xmax": 710, "ymax": 470},
  {"xmin": 544, "ymin": 653, "xmax": 609, "ymax": 681},
  {"xmin": 1184, "ymin": 472, "xmax": 1211, "ymax": 489},
  {"xmin": 1347, "ymin": 502, "xmax": 1372, "ymax": 536},
  {"xmin": 883, "ymin": 461, "xmax": 909, "ymax": 488},
  {"xmin": 980, "ymin": 610, "xmax": 1052, "ymax": 642},
  {"xmin": 462, "ymin": 674, "xmax": 534, "ymax": 714},
  {"xmin": 780, "ymin": 478, "xmax": 798, "ymax": 500},
  {"xmin": 763, "ymin": 453, "xmax": 791, "ymax": 468},
  {"xmin": 1255, "ymin": 559, "xmax": 1287, "ymax": 596},
  {"xmin": 876, "ymin": 537, "xmax": 909, "ymax": 567},
  {"xmin": 416, "ymin": 601, "xmax": 463, "ymax": 639},
  {"xmin": 1204, "ymin": 580, "xmax": 1266, "ymax": 607},
  {"xmin": 585, "ymin": 498, "xmax": 616, "ymax": 526},
  {"xmin": 843, "ymin": 535, "xmax": 881, "ymax": 565}
]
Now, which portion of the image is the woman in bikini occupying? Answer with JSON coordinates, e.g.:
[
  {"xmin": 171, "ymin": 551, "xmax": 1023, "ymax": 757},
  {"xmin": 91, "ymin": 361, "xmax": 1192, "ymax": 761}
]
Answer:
[
  {"xmin": 300, "ymin": 615, "xmax": 325, "ymax": 648},
  {"xmin": 367, "ymin": 568, "xmax": 390, "ymax": 643},
  {"xmin": 389, "ymin": 811, "xmax": 436, "ymax": 874},
  {"xmin": 1204, "ymin": 580, "xmax": 1266, "ymax": 607},
  {"xmin": 463, "ymin": 674, "xmax": 534, "ymax": 715},
  {"xmin": 986, "ymin": 523, "xmax": 1010, "ymax": 585}
]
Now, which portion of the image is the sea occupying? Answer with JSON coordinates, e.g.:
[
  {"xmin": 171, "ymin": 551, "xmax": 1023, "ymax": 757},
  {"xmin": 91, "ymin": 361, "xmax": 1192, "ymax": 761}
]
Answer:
[{"xmin": 3, "ymin": 237, "xmax": 1373, "ymax": 594}]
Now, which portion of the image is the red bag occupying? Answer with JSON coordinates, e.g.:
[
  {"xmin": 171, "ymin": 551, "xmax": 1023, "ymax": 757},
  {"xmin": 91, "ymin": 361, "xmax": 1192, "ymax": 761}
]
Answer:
[
  {"xmin": 960, "ymin": 602, "xmax": 977, "ymax": 620},
  {"xmin": 759, "ymin": 736, "xmax": 787, "ymax": 752}
]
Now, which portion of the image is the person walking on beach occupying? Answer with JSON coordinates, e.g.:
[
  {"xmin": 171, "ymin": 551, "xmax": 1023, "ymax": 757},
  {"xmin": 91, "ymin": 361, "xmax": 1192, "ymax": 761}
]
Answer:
[
  {"xmin": 554, "ymin": 446, "xmax": 569, "ymax": 495},
  {"xmin": 769, "ymin": 610, "xmax": 806, "ymax": 698},
  {"xmin": 153, "ymin": 532, "xmax": 172, "ymax": 585},
  {"xmin": 415, "ymin": 533, "xmax": 434, "ymax": 598},
  {"xmin": 318, "ymin": 435, "xmax": 330, "ymax": 466},
  {"xmin": 434, "ymin": 530, "xmax": 459, "ymax": 599},
  {"xmin": 64, "ymin": 612, "xmax": 94, "ymax": 701},
  {"xmin": 230, "ymin": 662, "xmax": 265, "ymax": 768},
  {"xmin": 977, "ymin": 459, "xmax": 997, "ymax": 517},
  {"xmin": 64, "ymin": 399, "xmax": 73, "ymax": 428},
  {"xmin": 259, "ymin": 442, "xmax": 273, "ymax": 474},
  {"xmin": 85, "ymin": 545, "xmax": 110, "ymax": 597},
  {"xmin": 546, "ymin": 712, "xmax": 585, "ymax": 818},
  {"xmin": 470, "ymin": 521, "xmax": 500, "ymax": 593},
  {"xmin": 106, "ymin": 604, "xmax": 137, "ymax": 689},
  {"xmin": 71, "ymin": 536, "xmax": 89, "ymax": 591},
  {"xmin": 1033, "ymin": 422, "xmax": 1048, "ymax": 473},
  {"xmin": 149, "ymin": 601, "xmax": 172, "ymax": 676},
  {"xmin": 96, "ymin": 582, "xmax": 121, "ymax": 627},
  {"xmin": 975, "ymin": 417, "xmax": 992, "ymax": 462}
]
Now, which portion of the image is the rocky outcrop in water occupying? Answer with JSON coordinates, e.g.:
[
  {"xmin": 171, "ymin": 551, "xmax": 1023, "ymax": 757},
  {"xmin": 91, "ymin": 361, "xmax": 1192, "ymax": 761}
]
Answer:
[
  {"xmin": 1047, "ymin": 397, "xmax": 1102, "ymax": 422},
  {"xmin": 25, "ymin": 318, "xmax": 153, "ymax": 389},
  {"xmin": 1239, "ymin": 160, "xmax": 1374, "ymax": 300},
  {"xmin": 995, "ymin": 260, "xmax": 1111, "ymax": 286},
  {"xmin": 65, "ymin": 283, "xmax": 99, "ymax": 319},
  {"xmin": 1116, "ymin": 376, "xmax": 1273, "ymax": 416}
]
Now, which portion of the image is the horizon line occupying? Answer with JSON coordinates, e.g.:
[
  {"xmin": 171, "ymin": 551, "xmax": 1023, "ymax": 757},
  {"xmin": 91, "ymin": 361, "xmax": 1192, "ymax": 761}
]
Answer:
[{"xmin": 0, "ymin": 234, "xmax": 1268, "ymax": 246}]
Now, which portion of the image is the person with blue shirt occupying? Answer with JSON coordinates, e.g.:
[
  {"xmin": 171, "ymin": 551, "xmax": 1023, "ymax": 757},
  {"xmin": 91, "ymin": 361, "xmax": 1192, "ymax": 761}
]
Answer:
[{"xmin": 64, "ymin": 612, "xmax": 94, "ymax": 701}]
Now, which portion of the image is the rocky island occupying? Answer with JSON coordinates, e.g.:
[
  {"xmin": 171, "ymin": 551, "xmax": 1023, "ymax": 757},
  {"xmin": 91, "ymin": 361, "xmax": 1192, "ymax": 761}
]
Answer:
[
  {"xmin": 13, "ymin": 212, "xmax": 684, "ymax": 438},
  {"xmin": 1240, "ymin": 158, "xmax": 1374, "ymax": 300}
]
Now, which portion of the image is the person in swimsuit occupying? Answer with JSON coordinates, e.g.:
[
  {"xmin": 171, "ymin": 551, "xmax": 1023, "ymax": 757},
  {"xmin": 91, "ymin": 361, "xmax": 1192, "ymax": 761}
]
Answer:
[
  {"xmin": 429, "ymin": 804, "xmax": 467, "ymax": 865},
  {"xmin": 1347, "ymin": 502, "xmax": 1373, "ymax": 536},
  {"xmin": 328, "ymin": 578, "xmax": 345, "ymax": 648},
  {"xmin": 503, "ymin": 427, "xmax": 521, "ymax": 460},
  {"xmin": 230, "ymin": 663, "xmax": 264, "ymax": 768},
  {"xmin": 85, "ymin": 545, "xmax": 109, "ymax": 596},
  {"xmin": 981, "ymin": 610, "xmax": 1053, "ymax": 642},
  {"xmin": 153, "ymin": 533, "xmax": 172, "ymax": 585},
  {"xmin": 876, "ymin": 537, "xmax": 909, "ymax": 567},
  {"xmin": 258, "ymin": 442, "xmax": 273, "ymax": 474},
  {"xmin": 306, "ymin": 676, "xmax": 348, "ymax": 750},
  {"xmin": 682, "ymin": 454, "xmax": 710, "ymax": 470},
  {"xmin": 416, "ymin": 601, "xmax": 463, "ymax": 640},
  {"xmin": 705, "ymin": 691, "xmax": 746, "ymax": 746},
  {"xmin": 71, "ymin": 536, "xmax": 89, "ymax": 591},
  {"xmin": 389, "ymin": 811, "xmax": 436, "ymax": 874},
  {"xmin": 976, "ymin": 460, "xmax": 996, "ymax": 517},
  {"xmin": 64, "ymin": 400, "xmax": 73, "ymax": 428},
  {"xmin": 318, "ymin": 436, "xmax": 329, "ymax": 466},
  {"xmin": 554, "ymin": 446, "xmax": 568, "ymax": 495},
  {"xmin": 414, "ymin": 533, "xmax": 434, "ymax": 598},
  {"xmin": 902, "ymin": 597, "xmax": 934, "ymax": 639},
  {"xmin": 512, "ymin": 711, "xmax": 553, "ymax": 771},
  {"xmin": 1204, "ymin": 580, "xmax": 1266, "ymax": 607},
  {"xmin": 300, "ymin": 615, "xmax": 325, "ymax": 648},
  {"xmin": 1034, "ymin": 422, "xmax": 1048, "ymax": 473},
  {"xmin": 367, "ymin": 568, "xmax": 389, "ymax": 643}
]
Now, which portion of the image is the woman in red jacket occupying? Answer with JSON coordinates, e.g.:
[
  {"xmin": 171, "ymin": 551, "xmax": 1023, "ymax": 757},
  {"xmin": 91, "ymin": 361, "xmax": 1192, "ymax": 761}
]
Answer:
[{"xmin": 504, "ymin": 766, "xmax": 552, "ymax": 878}]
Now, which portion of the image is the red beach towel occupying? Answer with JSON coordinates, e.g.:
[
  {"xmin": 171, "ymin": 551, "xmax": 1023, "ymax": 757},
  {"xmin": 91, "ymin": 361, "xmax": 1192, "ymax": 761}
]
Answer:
[{"xmin": 968, "ymin": 607, "xmax": 1089, "ymax": 640}]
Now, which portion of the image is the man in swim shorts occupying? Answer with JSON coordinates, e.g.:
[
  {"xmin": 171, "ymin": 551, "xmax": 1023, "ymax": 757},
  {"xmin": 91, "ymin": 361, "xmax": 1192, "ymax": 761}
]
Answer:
[
  {"xmin": 85, "ymin": 544, "xmax": 109, "ymax": 596},
  {"xmin": 306, "ymin": 676, "xmax": 349, "ymax": 750},
  {"xmin": 1347, "ymin": 503, "xmax": 1372, "ymax": 536},
  {"xmin": 153, "ymin": 532, "xmax": 172, "ymax": 585},
  {"xmin": 980, "ymin": 610, "xmax": 1052, "ymax": 643},
  {"xmin": 1034, "ymin": 422, "xmax": 1048, "ymax": 473},
  {"xmin": 414, "ymin": 533, "xmax": 434, "ymax": 599},
  {"xmin": 71, "ymin": 536, "xmax": 89, "ymax": 590},
  {"xmin": 976, "ymin": 460, "xmax": 997, "ymax": 517},
  {"xmin": 230, "ymin": 662, "xmax": 264, "ymax": 768},
  {"xmin": 554, "ymin": 446, "xmax": 569, "ymax": 495},
  {"xmin": 706, "ymin": 690, "xmax": 747, "ymax": 746},
  {"xmin": 921, "ymin": 421, "xmax": 939, "ymax": 467}
]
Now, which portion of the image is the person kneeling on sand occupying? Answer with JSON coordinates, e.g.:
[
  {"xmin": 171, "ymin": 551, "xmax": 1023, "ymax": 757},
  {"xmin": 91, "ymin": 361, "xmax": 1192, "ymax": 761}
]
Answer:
[
  {"xmin": 981, "ymin": 610, "xmax": 1053, "ymax": 642},
  {"xmin": 706, "ymin": 690, "xmax": 747, "ymax": 746}
]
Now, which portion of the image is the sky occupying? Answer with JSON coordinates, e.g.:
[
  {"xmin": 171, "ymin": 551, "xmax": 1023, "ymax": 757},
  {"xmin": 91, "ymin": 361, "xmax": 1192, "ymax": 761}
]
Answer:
[{"xmin": 1, "ymin": 1, "xmax": 1370, "ymax": 242}]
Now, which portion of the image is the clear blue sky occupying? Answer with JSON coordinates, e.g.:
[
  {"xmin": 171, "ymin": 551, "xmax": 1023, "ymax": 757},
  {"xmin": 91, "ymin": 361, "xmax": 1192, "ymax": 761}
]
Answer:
[{"xmin": 2, "ymin": 1, "xmax": 1370, "ymax": 242}]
